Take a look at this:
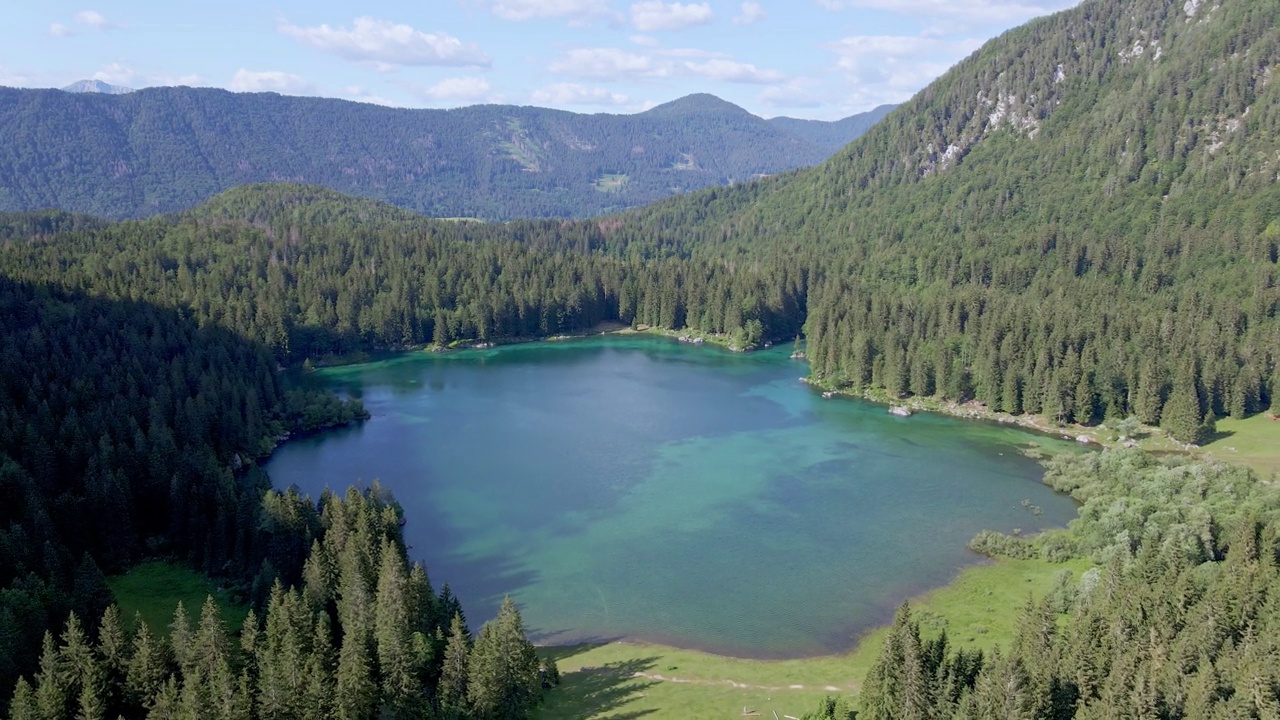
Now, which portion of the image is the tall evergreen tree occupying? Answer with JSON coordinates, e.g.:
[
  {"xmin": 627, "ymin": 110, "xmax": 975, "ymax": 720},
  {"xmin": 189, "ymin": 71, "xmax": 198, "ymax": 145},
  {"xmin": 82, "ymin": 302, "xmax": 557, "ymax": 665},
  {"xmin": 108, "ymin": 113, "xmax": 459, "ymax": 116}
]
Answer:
[
  {"xmin": 466, "ymin": 598, "xmax": 541, "ymax": 720},
  {"xmin": 437, "ymin": 614, "xmax": 471, "ymax": 720}
]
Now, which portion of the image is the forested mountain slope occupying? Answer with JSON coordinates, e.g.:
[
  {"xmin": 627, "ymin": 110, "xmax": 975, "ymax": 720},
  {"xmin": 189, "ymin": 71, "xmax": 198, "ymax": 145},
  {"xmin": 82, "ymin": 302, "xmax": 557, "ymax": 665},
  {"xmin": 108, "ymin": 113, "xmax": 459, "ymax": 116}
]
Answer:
[
  {"xmin": 767, "ymin": 104, "xmax": 897, "ymax": 154},
  {"xmin": 0, "ymin": 88, "xmax": 884, "ymax": 220},
  {"xmin": 598, "ymin": 0, "xmax": 1280, "ymax": 438}
]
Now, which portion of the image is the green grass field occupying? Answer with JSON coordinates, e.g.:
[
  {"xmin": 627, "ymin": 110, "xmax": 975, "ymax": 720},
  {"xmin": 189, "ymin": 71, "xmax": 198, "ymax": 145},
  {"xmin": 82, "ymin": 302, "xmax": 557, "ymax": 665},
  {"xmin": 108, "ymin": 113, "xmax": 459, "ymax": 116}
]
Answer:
[
  {"xmin": 593, "ymin": 174, "xmax": 630, "ymax": 193},
  {"xmin": 1201, "ymin": 413, "xmax": 1280, "ymax": 479},
  {"xmin": 107, "ymin": 561, "xmax": 250, "ymax": 636},
  {"xmin": 534, "ymin": 557, "xmax": 1092, "ymax": 720}
]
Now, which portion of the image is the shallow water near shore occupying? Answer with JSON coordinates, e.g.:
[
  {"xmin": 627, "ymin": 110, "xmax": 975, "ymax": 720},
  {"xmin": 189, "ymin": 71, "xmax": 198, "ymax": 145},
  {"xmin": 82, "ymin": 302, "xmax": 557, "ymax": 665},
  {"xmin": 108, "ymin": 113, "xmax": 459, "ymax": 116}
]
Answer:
[{"xmin": 265, "ymin": 336, "xmax": 1080, "ymax": 658}]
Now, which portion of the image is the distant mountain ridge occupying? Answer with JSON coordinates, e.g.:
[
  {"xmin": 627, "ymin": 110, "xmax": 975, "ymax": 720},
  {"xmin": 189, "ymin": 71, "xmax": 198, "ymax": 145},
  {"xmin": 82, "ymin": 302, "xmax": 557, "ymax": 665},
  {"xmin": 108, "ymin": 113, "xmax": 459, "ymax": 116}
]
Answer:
[
  {"xmin": 60, "ymin": 79, "xmax": 133, "ymax": 94},
  {"xmin": 767, "ymin": 104, "xmax": 897, "ymax": 153},
  {"xmin": 0, "ymin": 87, "xmax": 890, "ymax": 219}
]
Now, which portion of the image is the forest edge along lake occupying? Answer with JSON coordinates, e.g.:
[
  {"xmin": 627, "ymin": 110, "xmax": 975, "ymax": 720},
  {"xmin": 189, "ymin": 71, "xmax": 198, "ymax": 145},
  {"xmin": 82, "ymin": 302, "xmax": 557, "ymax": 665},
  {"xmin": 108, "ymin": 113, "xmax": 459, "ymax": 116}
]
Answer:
[{"xmin": 264, "ymin": 335, "xmax": 1083, "ymax": 659}]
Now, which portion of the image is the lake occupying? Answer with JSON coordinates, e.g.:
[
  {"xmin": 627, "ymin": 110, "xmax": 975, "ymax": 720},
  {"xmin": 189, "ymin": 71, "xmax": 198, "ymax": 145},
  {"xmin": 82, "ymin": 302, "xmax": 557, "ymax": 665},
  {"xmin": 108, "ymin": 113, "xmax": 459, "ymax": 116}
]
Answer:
[{"xmin": 264, "ymin": 335, "xmax": 1080, "ymax": 658}]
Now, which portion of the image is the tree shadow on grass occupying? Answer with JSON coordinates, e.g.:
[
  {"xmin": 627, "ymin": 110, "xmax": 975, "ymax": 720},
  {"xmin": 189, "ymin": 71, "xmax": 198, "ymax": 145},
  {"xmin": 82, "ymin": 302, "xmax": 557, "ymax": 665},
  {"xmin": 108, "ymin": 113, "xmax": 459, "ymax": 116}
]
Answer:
[
  {"xmin": 1202, "ymin": 427, "xmax": 1236, "ymax": 445},
  {"xmin": 541, "ymin": 655, "xmax": 661, "ymax": 720}
]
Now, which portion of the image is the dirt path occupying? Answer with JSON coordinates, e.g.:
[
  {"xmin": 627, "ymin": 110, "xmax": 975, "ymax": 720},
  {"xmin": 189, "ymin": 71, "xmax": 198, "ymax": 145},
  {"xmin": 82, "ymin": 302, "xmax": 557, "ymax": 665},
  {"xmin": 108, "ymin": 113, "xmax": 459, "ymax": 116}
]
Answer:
[{"xmin": 631, "ymin": 672, "xmax": 849, "ymax": 693}]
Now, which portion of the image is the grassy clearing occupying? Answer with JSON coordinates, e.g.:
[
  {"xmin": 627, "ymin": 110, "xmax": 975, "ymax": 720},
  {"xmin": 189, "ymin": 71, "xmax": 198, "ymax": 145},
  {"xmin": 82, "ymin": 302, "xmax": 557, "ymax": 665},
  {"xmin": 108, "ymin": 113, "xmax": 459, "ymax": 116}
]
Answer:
[
  {"xmin": 593, "ymin": 174, "xmax": 630, "ymax": 193},
  {"xmin": 108, "ymin": 561, "xmax": 250, "ymax": 636},
  {"xmin": 535, "ymin": 557, "xmax": 1092, "ymax": 720},
  {"xmin": 1200, "ymin": 413, "xmax": 1280, "ymax": 479},
  {"xmin": 812, "ymin": 382, "xmax": 1278, "ymax": 479}
]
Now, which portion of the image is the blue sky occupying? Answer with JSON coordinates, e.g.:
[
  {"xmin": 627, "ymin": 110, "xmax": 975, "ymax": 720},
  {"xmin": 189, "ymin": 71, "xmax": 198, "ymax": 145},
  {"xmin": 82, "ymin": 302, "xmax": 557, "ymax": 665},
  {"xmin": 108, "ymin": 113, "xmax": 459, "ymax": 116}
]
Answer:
[{"xmin": 3, "ymin": 0, "xmax": 1079, "ymax": 120}]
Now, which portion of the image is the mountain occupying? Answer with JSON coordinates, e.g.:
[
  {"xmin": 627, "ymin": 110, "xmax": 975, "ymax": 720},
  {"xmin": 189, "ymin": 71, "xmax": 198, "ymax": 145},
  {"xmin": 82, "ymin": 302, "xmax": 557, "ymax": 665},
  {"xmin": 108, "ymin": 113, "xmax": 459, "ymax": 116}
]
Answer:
[
  {"xmin": 767, "ymin": 104, "xmax": 897, "ymax": 154},
  {"xmin": 598, "ymin": 0, "xmax": 1280, "ymax": 434},
  {"xmin": 60, "ymin": 79, "xmax": 133, "ymax": 94},
  {"xmin": 0, "ymin": 88, "xmax": 884, "ymax": 220}
]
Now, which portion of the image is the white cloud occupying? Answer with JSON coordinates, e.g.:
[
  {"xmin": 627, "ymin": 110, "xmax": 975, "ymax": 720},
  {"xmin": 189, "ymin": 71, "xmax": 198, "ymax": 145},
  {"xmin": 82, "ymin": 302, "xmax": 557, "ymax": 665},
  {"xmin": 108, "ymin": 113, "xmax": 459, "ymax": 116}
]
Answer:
[
  {"xmin": 229, "ymin": 69, "xmax": 315, "ymax": 94},
  {"xmin": 416, "ymin": 76, "xmax": 494, "ymax": 102},
  {"xmin": 548, "ymin": 48, "xmax": 675, "ymax": 80},
  {"xmin": 816, "ymin": 0, "xmax": 1077, "ymax": 23},
  {"xmin": 657, "ymin": 47, "xmax": 728, "ymax": 58},
  {"xmin": 630, "ymin": 34, "xmax": 661, "ymax": 46},
  {"xmin": 73, "ymin": 10, "xmax": 112, "ymax": 28},
  {"xmin": 278, "ymin": 17, "xmax": 490, "ymax": 69},
  {"xmin": 88, "ymin": 65, "xmax": 201, "ymax": 88},
  {"xmin": 482, "ymin": 0, "xmax": 617, "ymax": 23},
  {"xmin": 0, "ymin": 66, "xmax": 29, "ymax": 86},
  {"xmin": 548, "ymin": 47, "xmax": 785, "ymax": 86},
  {"xmin": 826, "ymin": 34, "xmax": 980, "ymax": 109},
  {"xmin": 531, "ymin": 83, "xmax": 631, "ymax": 106},
  {"xmin": 759, "ymin": 83, "xmax": 824, "ymax": 109},
  {"xmin": 92, "ymin": 63, "xmax": 137, "ymax": 86},
  {"xmin": 342, "ymin": 86, "xmax": 400, "ymax": 106},
  {"xmin": 684, "ymin": 59, "xmax": 785, "ymax": 84},
  {"xmin": 50, "ymin": 9, "xmax": 118, "ymax": 35},
  {"xmin": 733, "ymin": 1, "xmax": 766, "ymax": 25},
  {"xmin": 630, "ymin": 1, "xmax": 714, "ymax": 31}
]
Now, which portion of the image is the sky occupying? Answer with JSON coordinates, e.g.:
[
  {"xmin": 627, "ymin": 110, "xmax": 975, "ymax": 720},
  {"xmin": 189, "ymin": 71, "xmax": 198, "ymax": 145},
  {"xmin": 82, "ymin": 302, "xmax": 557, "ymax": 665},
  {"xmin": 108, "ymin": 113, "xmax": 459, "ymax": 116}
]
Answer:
[{"xmin": 2, "ymin": 0, "xmax": 1080, "ymax": 120}]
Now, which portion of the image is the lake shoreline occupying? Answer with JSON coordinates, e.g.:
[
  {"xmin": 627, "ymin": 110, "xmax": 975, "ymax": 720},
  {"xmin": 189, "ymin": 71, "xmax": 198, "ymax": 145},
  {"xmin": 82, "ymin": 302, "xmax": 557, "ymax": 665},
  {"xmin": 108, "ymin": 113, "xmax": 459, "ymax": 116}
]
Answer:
[
  {"xmin": 533, "ymin": 555, "xmax": 1095, "ymax": 718},
  {"xmin": 302, "ymin": 329, "xmax": 1162, "ymax": 458}
]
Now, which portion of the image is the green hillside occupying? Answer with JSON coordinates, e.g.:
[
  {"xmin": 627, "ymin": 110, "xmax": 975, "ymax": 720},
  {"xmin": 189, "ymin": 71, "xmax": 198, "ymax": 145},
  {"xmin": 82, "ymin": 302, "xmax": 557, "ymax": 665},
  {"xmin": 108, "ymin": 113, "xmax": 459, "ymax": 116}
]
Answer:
[
  {"xmin": 0, "ymin": 88, "xmax": 886, "ymax": 220},
  {"xmin": 767, "ymin": 103, "xmax": 897, "ymax": 154},
  {"xmin": 598, "ymin": 0, "xmax": 1280, "ymax": 440}
]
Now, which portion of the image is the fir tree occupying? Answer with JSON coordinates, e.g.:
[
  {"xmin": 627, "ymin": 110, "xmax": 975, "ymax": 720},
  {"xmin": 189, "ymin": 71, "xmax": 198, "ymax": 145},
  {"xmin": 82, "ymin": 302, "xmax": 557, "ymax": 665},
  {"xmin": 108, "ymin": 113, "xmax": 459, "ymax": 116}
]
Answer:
[
  {"xmin": 1162, "ymin": 375, "xmax": 1205, "ymax": 445},
  {"xmin": 125, "ymin": 618, "xmax": 167, "ymax": 712},
  {"xmin": 437, "ymin": 614, "xmax": 471, "ymax": 720},
  {"xmin": 467, "ymin": 597, "xmax": 542, "ymax": 720}
]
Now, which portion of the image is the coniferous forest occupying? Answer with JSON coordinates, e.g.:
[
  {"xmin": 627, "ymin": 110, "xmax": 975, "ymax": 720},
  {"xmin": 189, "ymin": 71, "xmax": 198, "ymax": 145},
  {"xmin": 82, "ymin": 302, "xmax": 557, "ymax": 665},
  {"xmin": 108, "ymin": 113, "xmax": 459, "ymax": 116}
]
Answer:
[
  {"xmin": 0, "ymin": 90, "xmax": 891, "ymax": 221},
  {"xmin": 0, "ymin": 0, "xmax": 1278, "ymax": 716}
]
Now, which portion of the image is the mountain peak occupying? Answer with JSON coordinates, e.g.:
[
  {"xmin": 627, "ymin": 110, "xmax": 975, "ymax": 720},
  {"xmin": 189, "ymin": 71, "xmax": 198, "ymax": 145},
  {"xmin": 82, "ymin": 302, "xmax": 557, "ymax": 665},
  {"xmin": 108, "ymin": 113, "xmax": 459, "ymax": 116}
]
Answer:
[
  {"xmin": 61, "ymin": 79, "xmax": 133, "ymax": 95},
  {"xmin": 640, "ymin": 93, "xmax": 756, "ymax": 119}
]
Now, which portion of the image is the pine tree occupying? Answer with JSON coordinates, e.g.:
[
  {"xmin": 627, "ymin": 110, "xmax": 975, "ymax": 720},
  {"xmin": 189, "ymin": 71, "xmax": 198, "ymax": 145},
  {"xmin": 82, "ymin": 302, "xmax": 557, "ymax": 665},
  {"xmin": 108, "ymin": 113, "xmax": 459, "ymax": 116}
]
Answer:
[
  {"xmin": 96, "ymin": 605, "xmax": 128, "ymax": 714},
  {"xmin": 335, "ymin": 567, "xmax": 378, "ymax": 720},
  {"xmin": 71, "ymin": 555, "xmax": 113, "ymax": 631},
  {"xmin": 1162, "ymin": 375, "xmax": 1205, "ymax": 445},
  {"xmin": 9, "ymin": 676, "xmax": 39, "ymax": 720},
  {"xmin": 34, "ymin": 632, "xmax": 67, "ymax": 720},
  {"xmin": 437, "ymin": 614, "xmax": 471, "ymax": 720},
  {"xmin": 301, "ymin": 540, "xmax": 335, "ymax": 614},
  {"xmin": 147, "ymin": 677, "xmax": 181, "ymax": 720},
  {"xmin": 192, "ymin": 596, "xmax": 230, "ymax": 678},
  {"xmin": 1133, "ymin": 360, "xmax": 1165, "ymax": 425},
  {"xmin": 169, "ymin": 602, "xmax": 194, "ymax": 678},
  {"xmin": 238, "ymin": 609, "xmax": 260, "ymax": 680},
  {"xmin": 125, "ymin": 618, "xmax": 168, "ymax": 712},
  {"xmin": 467, "ymin": 597, "xmax": 541, "ymax": 720},
  {"xmin": 374, "ymin": 540, "xmax": 421, "ymax": 718},
  {"xmin": 301, "ymin": 616, "xmax": 334, "ymax": 720},
  {"xmin": 860, "ymin": 604, "xmax": 909, "ymax": 720}
]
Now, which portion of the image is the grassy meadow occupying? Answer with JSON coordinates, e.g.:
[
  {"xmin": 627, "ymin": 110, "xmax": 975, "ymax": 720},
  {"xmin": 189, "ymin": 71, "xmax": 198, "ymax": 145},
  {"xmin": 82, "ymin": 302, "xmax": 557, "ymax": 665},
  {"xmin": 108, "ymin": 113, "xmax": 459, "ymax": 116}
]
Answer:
[
  {"xmin": 534, "ymin": 557, "xmax": 1093, "ymax": 720},
  {"xmin": 107, "ymin": 560, "xmax": 250, "ymax": 636}
]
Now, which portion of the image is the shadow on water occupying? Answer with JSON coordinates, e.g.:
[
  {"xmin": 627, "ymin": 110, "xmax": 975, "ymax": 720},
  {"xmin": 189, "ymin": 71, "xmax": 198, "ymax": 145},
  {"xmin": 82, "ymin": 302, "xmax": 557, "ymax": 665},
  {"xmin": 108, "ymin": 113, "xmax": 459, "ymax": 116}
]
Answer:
[
  {"xmin": 536, "ymin": 652, "xmax": 661, "ymax": 720},
  {"xmin": 442, "ymin": 550, "xmax": 544, "ymax": 619}
]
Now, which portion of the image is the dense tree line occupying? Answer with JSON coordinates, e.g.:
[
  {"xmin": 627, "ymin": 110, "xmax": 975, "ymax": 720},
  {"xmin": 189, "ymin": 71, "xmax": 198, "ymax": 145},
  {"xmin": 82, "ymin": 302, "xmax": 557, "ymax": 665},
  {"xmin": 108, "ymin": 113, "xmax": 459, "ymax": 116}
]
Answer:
[
  {"xmin": 0, "ymin": 276, "xmax": 370, "ymax": 708},
  {"xmin": 0, "ymin": 186, "xmax": 807, "ymax": 362},
  {"xmin": 8, "ymin": 0, "xmax": 1275, "ymax": 447},
  {"xmin": 6, "ymin": 487, "xmax": 552, "ymax": 719},
  {"xmin": 0, "ymin": 90, "xmax": 885, "ymax": 221},
  {"xmin": 557, "ymin": 0, "xmax": 1280, "ymax": 439},
  {"xmin": 833, "ymin": 449, "xmax": 1280, "ymax": 718},
  {"xmin": 0, "ymin": 275, "xmax": 548, "ymax": 717}
]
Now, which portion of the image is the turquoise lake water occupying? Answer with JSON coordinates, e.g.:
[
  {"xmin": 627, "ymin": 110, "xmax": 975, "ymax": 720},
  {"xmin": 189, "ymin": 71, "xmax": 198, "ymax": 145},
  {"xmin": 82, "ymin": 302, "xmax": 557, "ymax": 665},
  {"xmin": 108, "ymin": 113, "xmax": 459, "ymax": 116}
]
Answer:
[{"xmin": 264, "ymin": 335, "xmax": 1080, "ymax": 658}]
